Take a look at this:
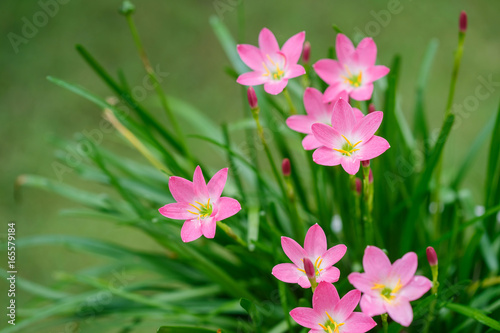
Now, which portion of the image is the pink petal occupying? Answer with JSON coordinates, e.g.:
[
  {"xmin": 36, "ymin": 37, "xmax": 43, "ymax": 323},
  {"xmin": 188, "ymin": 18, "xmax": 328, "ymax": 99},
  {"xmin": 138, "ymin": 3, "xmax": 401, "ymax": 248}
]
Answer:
[
  {"xmin": 350, "ymin": 83, "xmax": 374, "ymax": 101},
  {"xmin": 298, "ymin": 275, "xmax": 312, "ymax": 288},
  {"xmin": 272, "ymin": 263, "xmax": 304, "ymax": 284},
  {"xmin": 215, "ymin": 197, "xmax": 241, "ymax": 221},
  {"xmin": 168, "ymin": 176, "xmax": 195, "ymax": 203},
  {"xmin": 323, "ymin": 84, "xmax": 348, "ymax": 103},
  {"xmin": 390, "ymin": 252, "xmax": 418, "ymax": 286},
  {"xmin": 264, "ymin": 79, "xmax": 288, "ymax": 95},
  {"xmin": 313, "ymin": 282, "xmax": 339, "ymax": 312},
  {"xmin": 259, "ymin": 28, "xmax": 280, "ymax": 55},
  {"xmin": 303, "ymin": 134, "xmax": 322, "ymax": 150},
  {"xmin": 312, "ymin": 147, "xmax": 343, "ymax": 166},
  {"xmin": 348, "ymin": 272, "xmax": 374, "ymax": 294},
  {"xmin": 207, "ymin": 168, "xmax": 228, "ymax": 200},
  {"xmin": 359, "ymin": 294, "xmax": 386, "ymax": 317},
  {"xmin": 363, "ymin": 246, "xmax": 392, "ymax": 280},
  {"xmin": 357, "ymin": 136, "xmax": 390, "ymax": 161},
  {"xmin": 317, "ymin": 266, "xmax": 340, "ymax": 283},
  {"xmin": 356, "ymin": 37, "xmax": 377, "ymax": 67},
  {"xmin": 386, "ymin": 298, "xmax": 413, "ymax": 327},
  {"xmin": 285, "ymin": 64, "xmax": 306, "ymax": 79},
  {"xmin": 237, "ymin": 71, "xmax": 268, "ymax": 86},
  {"xmin": 237, "ymin": 44, "xmax": 264, "ymax": 71},
  {"xmin": 201, "ymin": 217, "xmax": 216, "ymax": 239},
  {"xmin": 304, "ymin": 87, "xmax": 328, "ymax": 118},
  {"xmin": 286, "ymin": 115, "xmax": 316, "ymax": 134},
  {"xmin": 281, "ymin": 31, "xmax": 305, "ymax": 64},
  {"xmin": 290, "ymin": 307, "xmax": 321, "ymax": 329},
  {"xmin": 341, "ymin": 157, "xmax": 361, "ymax": 175},
  {"xmin": 353, "ymin": 111, "xmax": 384, "ymax": 143},
  {"xmin": 311, "ymin": 123, "xmax": 342, "ymax": 148},
  {"xmin": 158, "ymin": 202, "xmax": 194, "ymax": 220},
  {"xmin": 281, "ymin": 236, "xmax": 307, "ymax": 266},
  {"xmin": 334, "ymin": 289, "xmax": 361, "ymax": 323},
  {"xmin": 399, "ymin": 276, "xmax": 432, "ymax": 301},
  {"xmin": 313, "ymin": 59, "xmax": 343, "ymax": 85},
  {"xmin": 304, "ymin": 224, "xmax": 327, "ymax": 259},
  {"xmin": 320, "ymin": 244, "xmax": 347, "ymax": 268},
  {"xmin": 336, "ymin": 34, "xmax": 356, "ymax": 64},
  {"xmin": 331, "ymin": 98, "xmax": 356, "ymax": 135},
  {"xmin": 353, "ymin": 108, "xmax": 365, "ymax": 122},
  {"xmin": 193, "ymin": 166, "xmax": 208, "ymax": 199},
  {"xmin": 180, "ymin": 220, "xmax": 203, "ymax": 242},
  {"xmin": 366, "ymin": 65, "xmax": 390, "ymax": 82},
  {"xmin": 341, "ymin": 312, "xmax": 377, "ymax": 333}
]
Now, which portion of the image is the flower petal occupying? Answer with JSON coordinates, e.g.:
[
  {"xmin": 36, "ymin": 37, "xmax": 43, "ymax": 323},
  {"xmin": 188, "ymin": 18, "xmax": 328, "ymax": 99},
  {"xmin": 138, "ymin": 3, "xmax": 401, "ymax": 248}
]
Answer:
[
  {"xmin": 359, "ymin": 294, "xmax": 386, "ymax": 317},
  {"xmin": 312, "ymin": 147, "xmax": 343, "ymax": 166},
  {"xmin": 281, "ymin": 31, "xmax": 305, "ymax": 64},
  {"xmin": 285, "ymin": 64, "xmax": 306, "ymax": 79},
  {"xmin": 168, "ymin": 176, "xmax": 195, "ymax": 203},
  {"xmin": 348, "ymin": 272, "xmax": 374, "ymax": 294},
  {"xmin": 341, "ymin": 312, "xmax": 377, "ymax": 333},
  {"xmin": 350, "ymin": 83, "xmax": 374, "ymax": 101},
  {"xmin": 363, "ymin": 246, "xmax": 392, "ymax": 280},
  {"xmin": 313, "ymin": 59, "xmax": 343, "ymax": 85},
  {"xmin": 366, "ymin": 65, "xmax": 390, "ymax": 82},
  {"xmin": 321, "ymin": 244, "xmax": 347, "ymax": 268},
  {"xmin": 304, "ymin": 224, "xmax": 327, "ymax": 259},
  {"xmin": 201, "ymin": 217, "xmax": 216, "ymax": 239},
  {"xmin": 331, "ymin": 98, "xmax": 356, "ymax": 135},
  {"xmin": 353, "ymin": 108, "xmax": 365, "ymax": 122},
  {"xmin": 334, "ymin": 289, "xmax": 361, "ymax": 322},
  {"xmin": 259, "ymin": 28, "xmax": 280, "ymax": 55},
  {"xmin": 286, "ymin": 115, "xmax": 316, "ymax": 134},
  {"xmin": 353, "ymin": 111, "xmax": 384, "ymax": 143},
  {"xmin": 237, "ymin": 44, "xmax": 264, "ymax": 71},
  {"xmin": 215, "ymin": 197, "xmax": 241, "ymax": 221},
  {"xmin": 180, "ymin": 220, "xmax": 203, "ymax": 242},
  {"xmin": 281, "ymin": 236, "xmax": 307, "ymax": 266},
  {"xmin": 298, "ymin": 275, "xmax": 312, "ymax": 288},
  {"xmin": 399, "ymin": 276, "xmax": 432, "ymax": 301},
  {"xmin": 303, "ymin": 134, "xmax": 322, "ymax": 150},
  {"xmin": 311, "ymin": 123, "xmax": 342, "ymax": 148},
  {"xmin": 317, "ymin": 266, "xmax": 340, "ymax": 284},
  {"xmin": 390, "ymin": 252, "xmax": 418, "ymax": 286},
  {"xmin": 237, "ymin": 71, "xmax": 268, "ymax": 86},
  {"xmin": 357, "ymin": 136, "xmax": 390, "ymax": 161},
  {"xmin": 158, "ymin": 202, "xmax": 195, "ymax": 220},
  {"xmin": 193, "ymin": 166, "xmax": 208, "ymax": 200},
  {"xmin": 341, "ymin": 157, "xmax": 361, "ymax": 175},
  {"xmin": 290, "ymin": 307, "xmax": 322, "ymax": 329},
  {"xmin": 356, "ymin": 37, "xmax": 377, "ymax": 67},
  {"xmin": 323, "ymin": 83, "xmax": 348, "ymax": 103},
  {"xmin": 272, "ymin": 263, "xmax": 304, "ymax": 284},
  {"xmin": 336, "ymin": 34, "xmax": 356, "ymax": 64},
  {"xmin": 313, "ymin": 282, "xmax": 340, "ymax": 312},
  {"xmin": 386, "ymin": 298, "xmax": 413, "ymax": 327},
  {"xmin": 264, "ymin": 79, "xmax": 288, "ymax": 95},
  {"xmin": 207, "ymin": 168, "xmax": 228, "ymax": 200},
  {"xmin": 304, "ymin": 87, "xmax": 328, "ymax": 119}
]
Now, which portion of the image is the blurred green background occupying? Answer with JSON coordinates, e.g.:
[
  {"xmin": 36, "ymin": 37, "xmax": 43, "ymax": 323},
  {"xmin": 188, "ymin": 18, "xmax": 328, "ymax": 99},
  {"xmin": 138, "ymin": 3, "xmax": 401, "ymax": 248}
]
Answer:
[{"xmin": 1, "ymin": 0, "xmax": 499, "ymax": 331}]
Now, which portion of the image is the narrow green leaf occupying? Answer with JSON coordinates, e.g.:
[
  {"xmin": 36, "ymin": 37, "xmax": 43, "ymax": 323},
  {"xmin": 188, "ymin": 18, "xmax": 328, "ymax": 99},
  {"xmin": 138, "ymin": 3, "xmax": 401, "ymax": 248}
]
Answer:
[
  {"xmin": 157, "ymin": 327, "xmax": 217, "ymax": 333},
  {"xmin": 445, "ymin": 302, "xmax": 500, "ymax": 330}
]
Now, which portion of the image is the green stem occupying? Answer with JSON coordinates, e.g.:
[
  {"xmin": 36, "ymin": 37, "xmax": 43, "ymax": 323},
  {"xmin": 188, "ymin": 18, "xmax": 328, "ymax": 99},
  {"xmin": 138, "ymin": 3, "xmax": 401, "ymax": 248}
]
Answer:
[
  {"xmin": 362, "ymin": 165, "xmax": 375, "ymax": 245},
  {"xmin": 381, "ymin": 313, "xmax": 389, "ymax": 333},
  {"xmin": 350, "ymin": 174, "xmax": 363, "ymax": 248},
  {"xmin": 423, "ymin": 266, "xmax": 439, "ymax": 333},
  {"xmin": 217, "ymin": 221, "xmax": 247, "ymax": 247},
  {"xmin": 282, "ymin": 87, "xmax": 297, "ymax": 115}
]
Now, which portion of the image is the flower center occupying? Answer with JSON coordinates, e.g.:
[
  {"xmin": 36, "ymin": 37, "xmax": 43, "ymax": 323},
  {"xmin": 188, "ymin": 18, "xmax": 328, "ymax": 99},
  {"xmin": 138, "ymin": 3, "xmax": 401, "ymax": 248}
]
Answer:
[
  {"xmin": 371, "ymin": 279, "xmax": 403, "ymax": 303},
  {"xmin": 187, "ymin": 198, "xmax": 213, "ymax": 219},
  {"xmin": 341, "ymin": 65, "xmax": 363, "ymax": 87},
  {"xmin": 262, "ymin": 54, "xmax": 286, "ymax": 80},
  {"xmin": 318, "ymin": 311, "xmax": 344, "ymax": 333},
  {"xmin": 333, "ymin": 135, "xmax": 362, "ymax": 156},
  {"xmin": 297, "ymin": 256, "xmax": 324, "ymax": 276}
]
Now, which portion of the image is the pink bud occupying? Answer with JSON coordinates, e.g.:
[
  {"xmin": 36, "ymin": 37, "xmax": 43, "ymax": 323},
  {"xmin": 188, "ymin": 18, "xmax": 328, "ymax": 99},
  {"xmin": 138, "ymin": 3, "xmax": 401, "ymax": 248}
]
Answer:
[
  {"xmin": 247, "ymin": 87, "xmax": 258, "ymax": 109},
  {"xmin": 355, "ymin": 178, "xmax": 362, "ymax": 195},
  {"xmin": 302, "ymin": 41, "xmax": 311, "ymax": 64},
  {"xmin": 303, "ymin": 258, "xmax": 315, "ymax": 279},
  {"xmin": 459, "ymin": 11, "xmax": 467, "ymax": 33},
  {"xmin": 369, "ymin": 169, "xmax": 373, "ymax": 184},
  {"xmin": 282, "ymin": 158, "xmax": 291, "ymax": 176},
  {"xmin": 362, "ymin": 160, "xmax": 370, "ymax": 167},
  {"xmin": 368, "ymin": 103, "xmax": 376, "ymax": 114},
  {"xmin": 426, "ymin": 246, "xmax": 438, "ymax": 266}
]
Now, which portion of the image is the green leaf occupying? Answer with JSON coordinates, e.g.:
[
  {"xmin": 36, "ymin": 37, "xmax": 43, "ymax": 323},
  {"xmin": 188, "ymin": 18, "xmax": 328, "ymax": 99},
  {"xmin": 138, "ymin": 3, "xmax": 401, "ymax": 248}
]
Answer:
[
  {"xmin": 157, "ymin": 327, "xmax": 217, "ymax": 333},
  {"xmin": 445, "ymin": 302, "xmax": 500, "ymax": 330}
]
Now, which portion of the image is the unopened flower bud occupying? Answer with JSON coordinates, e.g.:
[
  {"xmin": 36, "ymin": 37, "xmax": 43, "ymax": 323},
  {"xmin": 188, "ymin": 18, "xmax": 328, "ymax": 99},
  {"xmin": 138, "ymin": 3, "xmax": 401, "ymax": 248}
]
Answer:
[
  {"xmin": 119, "ymin": 0, "xmax": 135, "ymax": 15},
  {"xmin": 459, "ymin": 11, "xmax": 467, "ymax": 33},
  {"xmin": 282, "ymin": 158, "xmax": 291, "ymax": 177},
  {"xmin": 303, "ymin": 258, "xmax": 315, "ymax": 279},
  {"xmin": 369, "ymin": 169, "xmax": 373, "ymax": 184},
  {"xmin": 362, "ymin": 160, "xmax": 370, "ymax": 167},
  {"xmin": 247, "ymin": 87, "xmax": 258, "ymax": 109},
  {"xmin": 302, "ymin": 41, "xmax": 311, "ymax": 64},
  {"xmin": 368, "ymin": 103, "xmax": 376, "ymax": 114},
  {"xmin": 426, "ymin": 246, "xmax": 438, "ymax": 266},
  {"xmin": 355, "ymin": 178, "xmax": 362, "ymax": 196}
]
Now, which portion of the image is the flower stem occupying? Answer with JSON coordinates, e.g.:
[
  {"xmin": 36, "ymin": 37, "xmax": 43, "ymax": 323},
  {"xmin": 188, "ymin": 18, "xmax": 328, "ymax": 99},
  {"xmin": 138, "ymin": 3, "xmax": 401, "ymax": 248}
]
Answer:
[
  {"xmin": 423, "ymin": 265, "xmax": 440, "ymax": 333},
  {"xmin": 216, "ymin": 221, "xmax": 247, "ymax": 247},
  {"xmin": 282, "ymin": 87, "xmax": 297, "ymax": 115},
  {"xmin": 381, "ymin": 313, "xmax": 389, "ymax": 333},
  {"xmin": 362, "ymin": 165, "xmax": 375, "ymax": 245}
]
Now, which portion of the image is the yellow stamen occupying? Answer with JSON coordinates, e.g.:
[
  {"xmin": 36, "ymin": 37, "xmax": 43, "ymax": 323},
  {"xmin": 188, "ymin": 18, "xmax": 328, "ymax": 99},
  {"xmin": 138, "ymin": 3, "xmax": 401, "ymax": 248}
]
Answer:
[
  {"xmin": 352, "ymin": 140, "xmax": 362, "ymax": 147},
  {"xmin": 325, "ymin": 311, "xmax": 334, "ymax": 323},
  {"xmin": 187, "ymin": 210, "xmax": 198, "ymax": 215},
  {"xmin": 392, "ymin": 279, "xmax": 403, "ymax": 294},
  {"xmin": 315, "ymin": 257, "xmax": 321, "ymax": 267},
  {"xmin": 297, "ymin": 268, "xmax": 306, "ymax": 273},
  {"xmin": 371, "ymin": 283, "xmax": 385, "ymax": 290},
  {"xmin": 341, "ymin": 135, "xmax": 353, "ymax": 147},
  {"xmin": 344, "ymin": 64, "xmax": 353, "ymax": 77},
  {"xmin": 189, "ymin": 203, "xmax": 201, "ymax": 211},
  {"xmin": 333, "ymin": 148, "xmax": 351, "ymax": 156},
  {"xmin": 266, "ymin": 54, "xmax": 276, "ymax": 66},
  {"xmin": 318, "ymin": 323, "xmax": 328, "ymax": 331}
]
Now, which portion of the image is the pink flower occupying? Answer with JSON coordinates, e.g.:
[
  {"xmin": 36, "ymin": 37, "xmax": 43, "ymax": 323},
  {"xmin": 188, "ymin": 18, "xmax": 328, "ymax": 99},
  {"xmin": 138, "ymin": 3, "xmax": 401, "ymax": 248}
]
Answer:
[
  {"xmin": 290, "ymin": 282, "xmax": 377, "ymax": 333},
  {"xmin": 272, "ymin": 224, "xmax": 347, "ymax": 288},
  {"xmin": 314, "ymin": 34, "xmax": 389, "ymax": 102},
  {"xmin": 158, "ymin": 166, "xmax": 241, "ymax": 243},
  {"xmin": 348, "ymin": 246, "xmax": 432, "ymax": 327},
  {"xmin": 311, "ymin": 99, "xmax": 390, "ymax": 175},
  {"xmin": 236, "ymin": 28, "xmax": 306, "ymax": 95},
  {"xmin": 286, "ymin": 88, "xmax": 363, "ymax": 150}
]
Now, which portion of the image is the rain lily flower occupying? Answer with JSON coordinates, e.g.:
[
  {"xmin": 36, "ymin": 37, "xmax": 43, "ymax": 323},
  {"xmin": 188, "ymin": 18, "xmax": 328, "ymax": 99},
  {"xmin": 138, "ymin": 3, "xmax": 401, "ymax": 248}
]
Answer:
[
  {"xmin": 272, "ymin": 224, "xmax": 347, "ymax": 288},
  {"xmin": 348, "ymin": 246, "xmax": 432, "ymax": 327},
  {"xmin": 286, "ymin": 88, "xmax": 363, "ymax": 150},
  {"xmin": 314, "ymin": 33, "xmax": 389, "ymax": 102},
  {"xmin": 236, "ymin": 28, "xmax": 306, "ymax": 95},
  {"xmin": 311, "ymin": 99, "xmax": 390, "ymax": 175},
  {"xmin": 159, "ymin": 166, "xmax": 241, "ymax": 243},
  {"xmin": 290, "ymin": 282, "xmax": 377, "ymax": 333}
]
